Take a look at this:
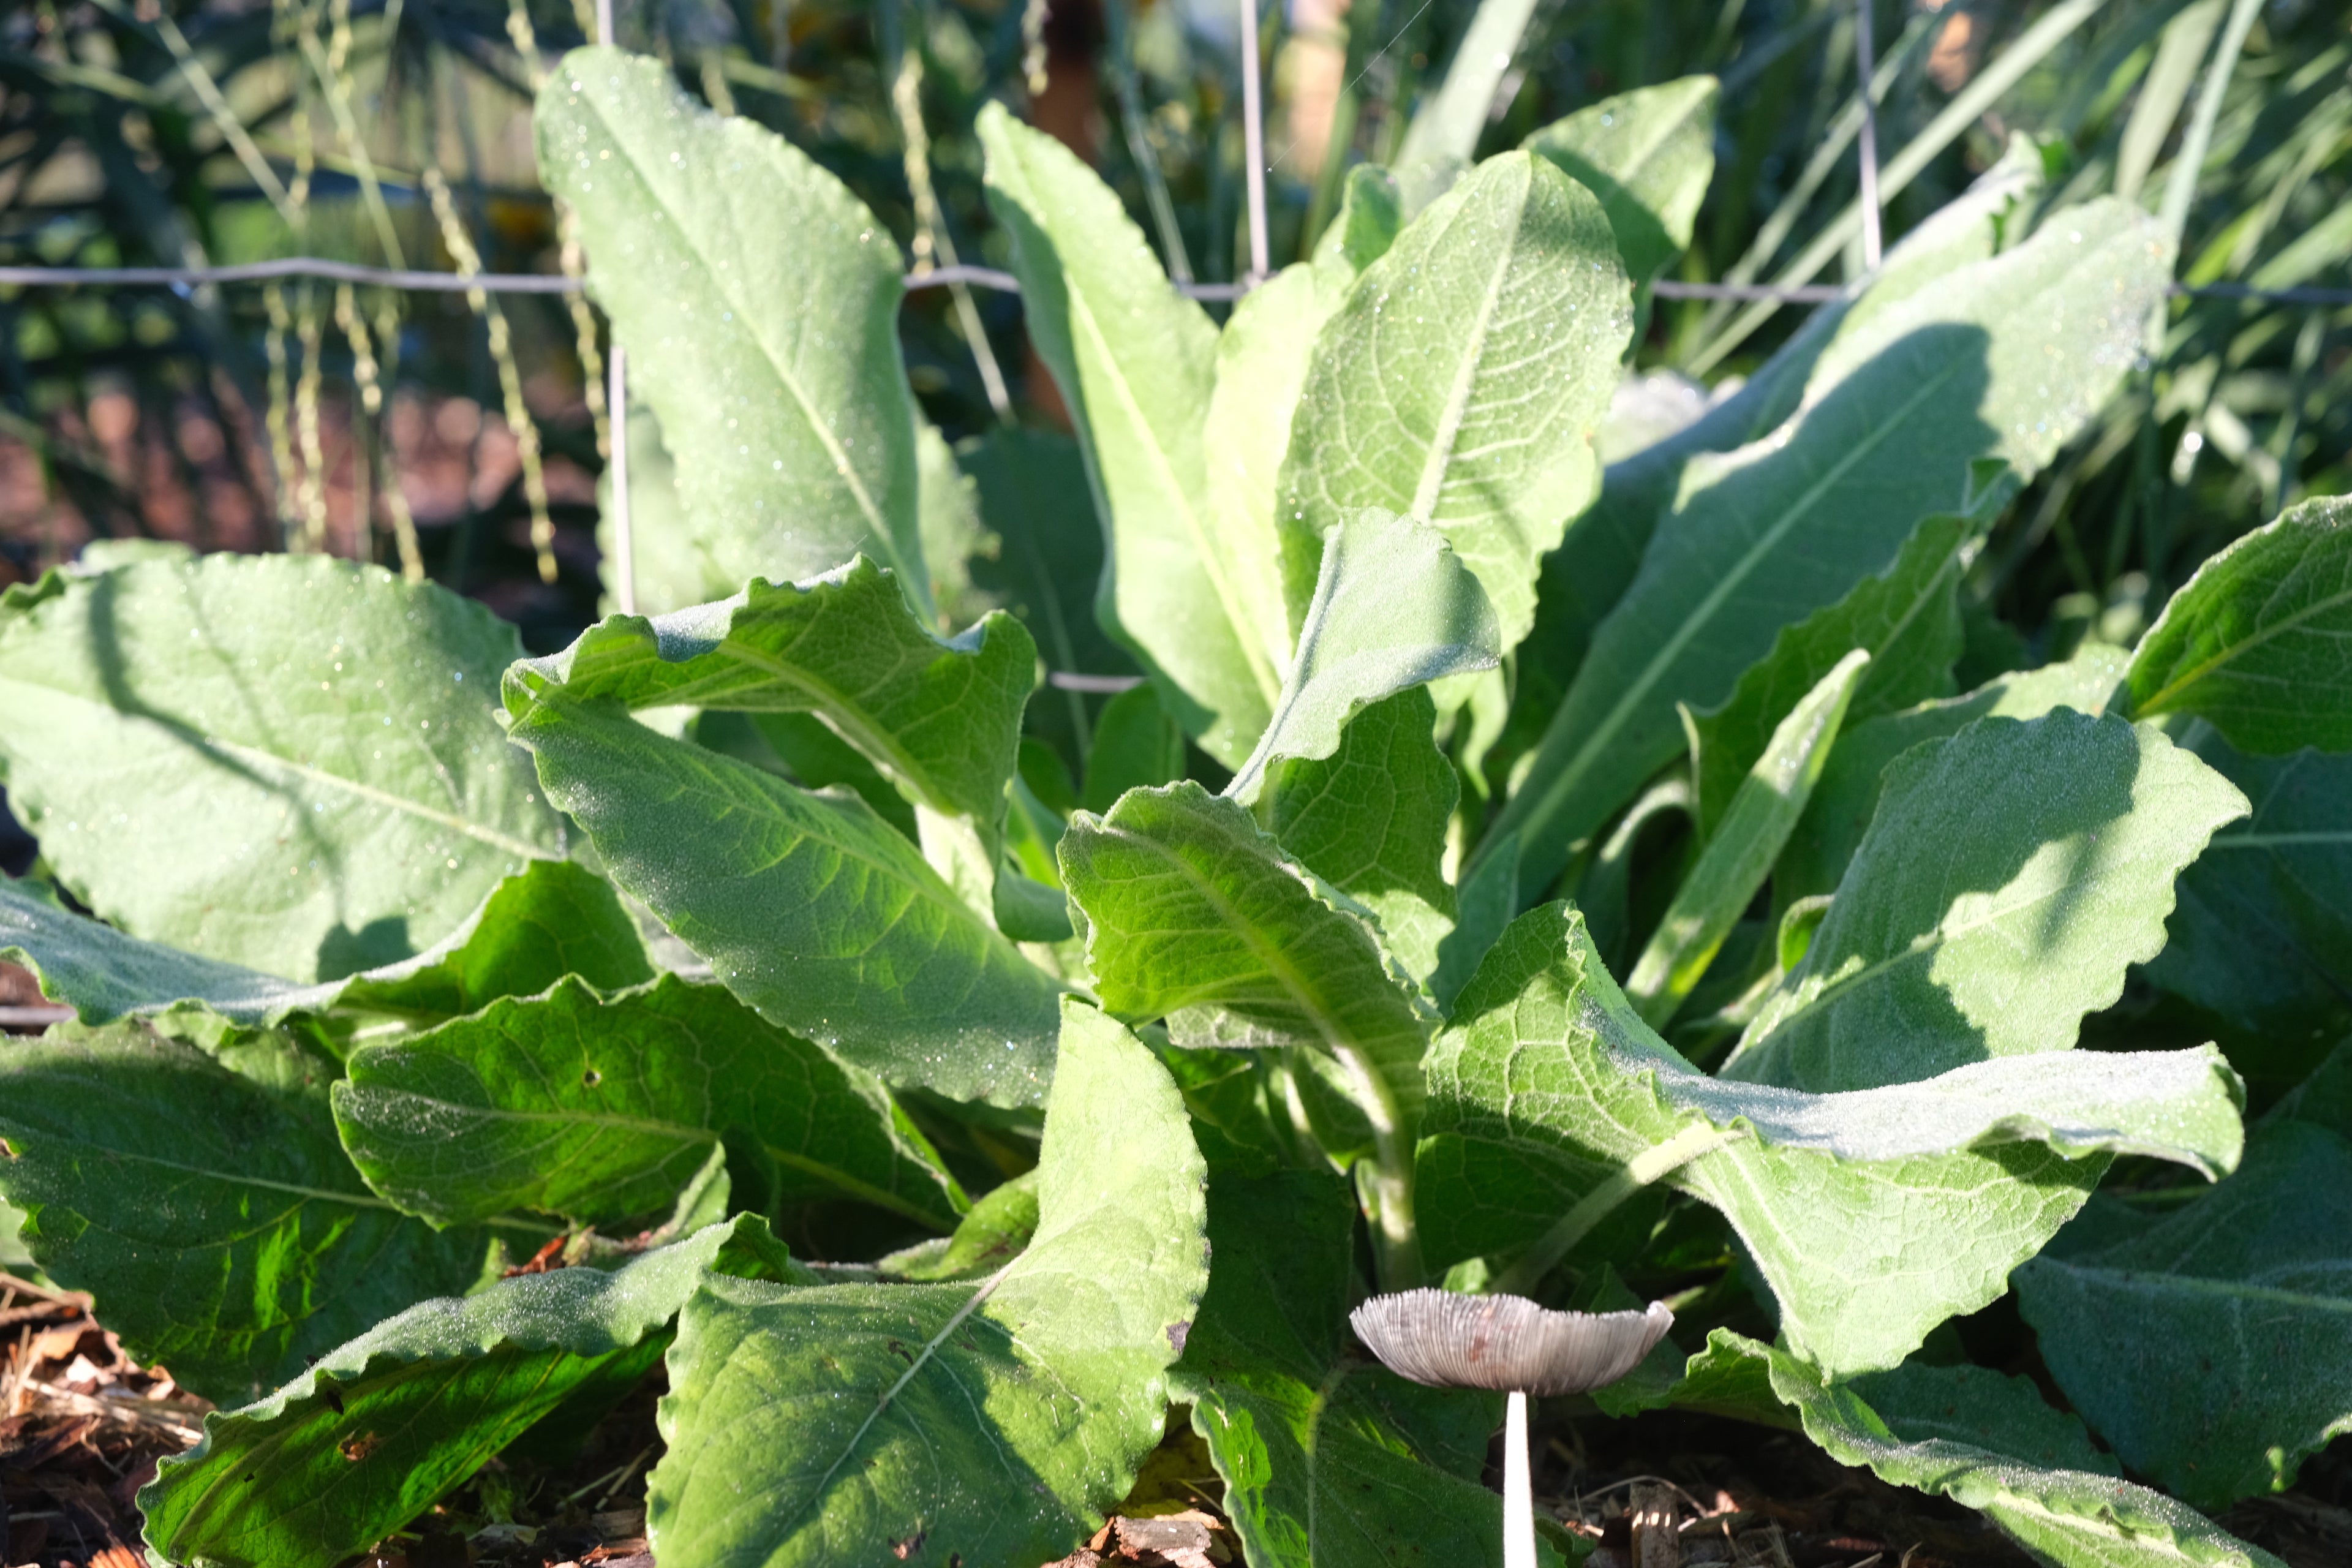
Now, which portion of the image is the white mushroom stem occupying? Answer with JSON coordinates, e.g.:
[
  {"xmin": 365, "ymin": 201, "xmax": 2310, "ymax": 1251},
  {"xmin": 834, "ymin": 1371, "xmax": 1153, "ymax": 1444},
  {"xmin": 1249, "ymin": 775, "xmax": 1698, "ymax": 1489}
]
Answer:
[{"xmin": 1505, "ymin": 1389, "xmax": 1535, "ymax": 1568}]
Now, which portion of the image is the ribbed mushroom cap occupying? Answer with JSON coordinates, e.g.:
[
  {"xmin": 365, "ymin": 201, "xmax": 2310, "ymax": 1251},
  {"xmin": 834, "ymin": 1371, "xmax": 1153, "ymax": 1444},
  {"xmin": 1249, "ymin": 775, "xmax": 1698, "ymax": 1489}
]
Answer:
[{"xmin": 1348, "ymin": 1291, "xmax": 1674, "ymax": 1396}]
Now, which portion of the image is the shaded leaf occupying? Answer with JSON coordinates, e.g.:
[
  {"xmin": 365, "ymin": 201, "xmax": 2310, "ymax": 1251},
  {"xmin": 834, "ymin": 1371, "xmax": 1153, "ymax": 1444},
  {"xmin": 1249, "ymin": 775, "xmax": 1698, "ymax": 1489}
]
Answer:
[
  {"xmin": 1083, "ymin": 683, "xmax": 1188, "ymax": 815},
  {"xmin": 644, "ymin": 1001, "xmax": 1208, "ymax": 1568},
  {"xmin": 334, "ymin": 973, "xmax": 964, "ymax": 1232},
  {"xmin": 537, "ymin": 48, "xmax": 931, "ymax": 613},
  {"xmin": 0, "ymin": 554, "xmax": 564, "ymax": 981}
]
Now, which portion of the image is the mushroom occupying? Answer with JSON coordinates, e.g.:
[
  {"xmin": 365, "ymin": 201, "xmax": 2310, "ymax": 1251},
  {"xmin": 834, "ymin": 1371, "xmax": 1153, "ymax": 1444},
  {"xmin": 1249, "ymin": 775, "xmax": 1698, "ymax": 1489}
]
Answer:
[{"xmin": 1350, "ymin": 1290, "xmax": 1675, "ymax": 1568}]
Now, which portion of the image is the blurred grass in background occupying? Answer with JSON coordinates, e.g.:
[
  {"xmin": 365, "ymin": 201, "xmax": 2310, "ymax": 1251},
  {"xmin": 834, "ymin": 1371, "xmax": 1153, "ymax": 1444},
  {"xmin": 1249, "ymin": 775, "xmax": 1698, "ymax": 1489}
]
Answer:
[{"xmin": 0, "ymin": 0, "xmax": 2344, "ymax": 660}]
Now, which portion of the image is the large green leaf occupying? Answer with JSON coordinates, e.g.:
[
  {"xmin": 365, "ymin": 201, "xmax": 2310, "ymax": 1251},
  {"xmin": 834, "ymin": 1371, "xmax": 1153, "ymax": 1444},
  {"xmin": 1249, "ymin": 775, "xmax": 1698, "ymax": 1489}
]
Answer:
[
  {"xmin": 141, "ymin": 1216, "xmax": 808, "ymax": 1568},
  {"xmin": 1686, "ymin": 510, "xmax": 1972, "ymax": 839},
  {"xmin": 502, "ymin": 687, "xmax": 1062, "ymax": 1108},
  {"xmin": 1226, "ymin": 508, "xmax": 1499, "ymax": 804},
  {"xmin": 1726, "ymin": 712, "xmax": 2247, "ymax": 1091},
  {"xmin": 1417, "ymin": 902, "xmax": 2244, "ymax": 1374},
  {"xmin": 1624, "ymin": 650, "xmax": 1868, "ymax": 1028},
  {"xmin": 1769, "ymin": 1348, "xmax": 2287, "ymax": 1568},
  {"xmin": 2016, "ymin": 1050, "xmax": 2352, "ymax": 1511},
  {"xmin": 1523, "ymin": 75, "xmax": 1717, "ymax": 286},
  {"xmin": 0, "ymin": 554, "xmax": 564, "ymax": 981},
  {"xmin": 0, "ymin": 1022, "xmax": 497, "ymax": 1403},
  {"xmin": 644, "ymin": 1001, "xmax": 1208, "ymax": 1568},
  {"xmin": 1269, "ymin": 687, "xmax": 1458, "ymax": 985},
  {"xmin": 2127, "ymin": 494, "xmax": 2352, "ymax": 753},
  {"xmin": 334, "ymin": 973, "xmax": 964, "ymax": 1232},
  {"xmin": 1491, "ymin": 201, "xmax": 2172, "ymax": 897},
  {"xmin": 2147, "ymin": 734, "xmax": 2352, "ymax": 1093},
  {"xmin": 1275, "ymin": 151, "xmax": 1632, "ymax": 652},
  {"xmin": 508, "ymin": 559, "xmax": 1036, "ymax": 911},
  {"xmin": 537, "ymin": 48, "xmax": 931, "ymax": 613},
  {"xmin": 1060, "ymin": 782, "xmax": 1433, "ymax": 1277},
  {"xmin": 1776, "ymin": 647, "xmax": 2128, "ymax": 909},
  {"xmin": 978, "ymin": 106, "xmax": 1274, "ymax": 767},
  {"xmin": 1172, "ymin": 1168, "xmax": 1545, "ymax": 1567},
  {"xmin": 1201, "ymin": 167, "xmax": 1403, "ymax": 685}
]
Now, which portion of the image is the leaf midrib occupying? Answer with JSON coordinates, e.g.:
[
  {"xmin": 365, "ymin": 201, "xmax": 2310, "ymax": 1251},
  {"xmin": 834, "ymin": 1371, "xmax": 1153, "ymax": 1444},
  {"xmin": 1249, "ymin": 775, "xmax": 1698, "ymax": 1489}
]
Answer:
[
  {"xmin": 1409, "ymin": 172, "xmax": 1529, "ymax": 522},
  {"xmin": 2133, "ymin": 560, "xmax": 2352, "ymax": 719}
]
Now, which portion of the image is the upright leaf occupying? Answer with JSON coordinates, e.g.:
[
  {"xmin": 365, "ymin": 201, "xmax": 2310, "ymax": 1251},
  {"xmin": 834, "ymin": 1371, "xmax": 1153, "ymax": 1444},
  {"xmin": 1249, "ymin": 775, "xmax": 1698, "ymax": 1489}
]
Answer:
[
  {"xmin": 1270, "ymin": 687, "xmax": 1459, "ymax": 984},
  {"xmin": 2016, "ymin": 1052, "xmax": 2352, "ymax": 1511},
  {"xmin": 537, "ymin": 48, "xmax": 931, "ymax": 612},
  {"xmin": 1768, "ymin": 1349, "xmax": 2287, "ymax": 1568},
  {"xmin": 1776, "ymin": 647, "xmax": 2128, "ymax": 908},
  {"xmin": 334, "ymin": 974, "xmax": 964, "ymax": 1232},
  {"xmin": 1226, "ymin": 508, "xmax": 1499, "ymax": 804},
  {"xmin": 2127, "ymin": 494, "xmax": 2352, "ymax": 753},
  {"xmin": 1726, "ymin": 713, "xmax": 2247, "ymax": 1092},
  {"xmin": 645, "ymin": 1001, "xmax": 1208, "ymax": 1568},
  {"xmin": 1082, "ymin": 683, "xmax": 1188, "ymax": 815},
  {"xmin": 1686, "ymin": 511, "xmax": 1972, "ymax": 839},
  {"xmin": 0, "ymin": 1022, "xmax": 497, "ymax": 1403},
  {"xmin": 502, "ymin": 688, "xmax": 1063, "ymax": 1109},
  {"xmin": 1276, "ymin": 151, "xmax": 1632, "ymax": 651},
  {"xmin": 2147, "ymin": 735, "xmax": 2352, "ymax": 1093},
  {"xmin": 917, "ymin": 421, "xmax": 997, "ymax": 633},
  {"xmin": 141, "ymin": 1216, "xmax": 807, "ymax": 1568},
  {"xmin": 1491, "ymin": 202, "xmax": 2172, "ymax": 897},
  {"xmin": 1624, "ymin": 650, "xmax": 1868, "ymax": 1027},
  {"xmin": 0, "ymin": 554, "xmax": 564, "ymax": 981},
  {"xmin": 1172, "ymin": 1169, "xmax": 1537, "ymax": 1568},
  {"xmin": 509, "ymin": 559, "xmax": 1036, "ymax": 910},
  {"xmin": 1524, "ymin": 75, "xmax": 1718, "ymax": 287},
  {"xmin": 979, "ymin": 105, "xmax": 1276, "ymax": 766},
  {"xmin": 1418, "ymin": 903, "xmax": 2244, "ymax": 1374}
]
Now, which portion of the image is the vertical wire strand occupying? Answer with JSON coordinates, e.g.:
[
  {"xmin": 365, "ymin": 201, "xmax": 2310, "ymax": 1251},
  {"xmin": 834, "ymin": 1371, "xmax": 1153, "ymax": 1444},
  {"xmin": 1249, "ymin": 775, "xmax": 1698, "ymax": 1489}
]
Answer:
[
  {"xmin": 1853, "ymin": 0, "xmax": 1882, "ymax": 271},
  {"xmin": 1239, "ymin": 0, "xmax": 1270, "ymax": 283},
  {"xmin": 597, "ymin": 0, "xmax": 635, "ymax": 613}
]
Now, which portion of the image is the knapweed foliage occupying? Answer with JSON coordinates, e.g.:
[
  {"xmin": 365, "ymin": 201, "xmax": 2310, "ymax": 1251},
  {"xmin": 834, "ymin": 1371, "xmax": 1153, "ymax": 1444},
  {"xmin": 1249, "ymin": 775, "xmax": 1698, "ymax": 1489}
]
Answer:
[{"xmin": 0, "ymin": 42, "xmax": 2346, "ymax": 1568}]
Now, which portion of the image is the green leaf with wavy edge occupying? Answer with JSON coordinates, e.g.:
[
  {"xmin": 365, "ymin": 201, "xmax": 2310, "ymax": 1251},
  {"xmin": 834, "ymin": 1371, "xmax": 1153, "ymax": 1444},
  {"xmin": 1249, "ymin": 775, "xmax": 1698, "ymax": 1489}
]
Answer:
[
  {"xmin": 1275, "ymin": 151, "xmax": 1632, "ymax": 655},
  {"xmin": 1417, "ymin": 902, "xmax": 2244, "ymax": 1375},
  {"xmin": 1060, "ymin": 782, "xmax": 1432, "ymax": 1278},
  {"xmin": 1227, "ymin": 508, "xmax": 1500, "ymax": 805},
  {"xmin": 1270, "ymin": 687, "xmax": 1458, "ymax": 986},
  {"xmin": 1524, "ymin": 75, "xmax": 1717, "ymax": 286},
  {"xmin": 2016, "ymin": 1052, "xmax": 2352, "ymax": 1512},
  {"xmin": 139, "ymin": 1215, "xmax": 808, "ymax": 1568},
  {"xmin": 644, "ymin": 1000, "xmax": 1208, "ymax": 1568},
  {"xmin": 1498, "ymin": 137, "xmax": 2048, "ymax": 792},
  {"xmin": 1687, "ymin": 511, "xmax": 1973, "ymax": 840},
  {"xmin": 536, "ymin": 48, "xmax": 931, "ymax": 616},
  {"xmin": 1172, "ymin": 1167, "xmax": 1552, "ymax": 1567},
  {"xmin": 1775, "ymin": 647, "xmax": 2128, "ymax": 913},
  {"xmin": 1201, "ymin": 167, "xmax": 1404, "ymax": 688},
  {"xmin": 1768, "ymin": 1346, "xmax": 2287, "ymax": 1568},
  {"xmin": 1725, "ymin": 712, "xmax": 2247, "ymax": 1093},
  {"xmin": 978, "ymin": 105, "xmax": 1275, "ymax": 767},
  {"xmin": 1587, "ymin": 1326, "xmax": 1795, "ymax": 1428},
  {"xmin": 507, "ymin": 556, "xmax": 1036, "ymax": 916},
  {"xmin": 502, "ymin": 688, "xmax": 1062, "ymax": 1109},
  {"xmin": 880, "ymin": 1169, "xmax": 1037, "ymax": 1282},
  {"xmin": 1490, "ymin": 200, "xmax": 2172, "ymax": 899},
  {"xmin": 2127, "ymin": 495, "xmax": 2352, "ymax": 753},
  {"xmin": 333, "ymin": 973, "xmax": 965, "ymax": 1232},
  {"xmin": 2147, "ymin": 734, "xmax": 2352, "ymax": 1095},
  {"xmin": 0, "ymin": 1021, "xmax": 500, "ymax": 1403},
  {"xmin": 0, "ymin": 553, "xmax": 564, "ymax": 982},
  {"xmin": 1626, "ymin": 650, "xmax": 1869, "ymax": 1028}
]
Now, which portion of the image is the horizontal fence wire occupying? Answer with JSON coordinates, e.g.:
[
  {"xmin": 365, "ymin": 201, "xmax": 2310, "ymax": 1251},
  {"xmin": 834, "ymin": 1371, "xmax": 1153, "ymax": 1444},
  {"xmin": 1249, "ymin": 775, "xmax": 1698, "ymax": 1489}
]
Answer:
[{"xmin": 3, "ymin": 257, "xmax": 2344, "ymax": 307}]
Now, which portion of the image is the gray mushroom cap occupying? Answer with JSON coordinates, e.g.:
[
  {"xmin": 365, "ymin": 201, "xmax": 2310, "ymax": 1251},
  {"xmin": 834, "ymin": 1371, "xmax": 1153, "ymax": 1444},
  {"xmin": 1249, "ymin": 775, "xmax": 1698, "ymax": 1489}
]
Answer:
[{"xmin": 1348, "ymin": 1291, "xmax": 1675, "ymax": 1397}]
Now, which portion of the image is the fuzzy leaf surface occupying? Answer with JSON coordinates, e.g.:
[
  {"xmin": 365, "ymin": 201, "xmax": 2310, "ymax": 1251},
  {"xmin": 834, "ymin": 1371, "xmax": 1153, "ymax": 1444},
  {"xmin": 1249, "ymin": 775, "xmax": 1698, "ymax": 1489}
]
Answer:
[
  {"xmin": 1276, "ymin": 151, "xmax": 1632, "ymax": 651},
  {"xmin": 0, "ymin": 1022, "xmax": 494, "ymax": 1403},
  {"xmin": 537, "ymin": 48, "xmax": 930, "ymax": 611},
  {"xmin": 1418, "ymin": 903, "xmax": 2244, "ymax": 1374},
  {"xmin": 334, "ymin": 974, "xmax": 963, "ymax": 1231},
  {"xmin": 644, "ymin": 1001, "xmax": 1208, "ymax": 1568},
  {"xmin": 0, "ymin": 554, "xmax": 564, "ymax": 981},
  {"xmin": 2128, "ymin": 495, "xmax": 2352, "ymax": 753},
  {"xmin": 503, "ymin": 690, "xmax": 1061, "ymax": 1108},
  {"xmin": 1728, "ymin": 713, "xmax": 2245, "ymax": 1091}
]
